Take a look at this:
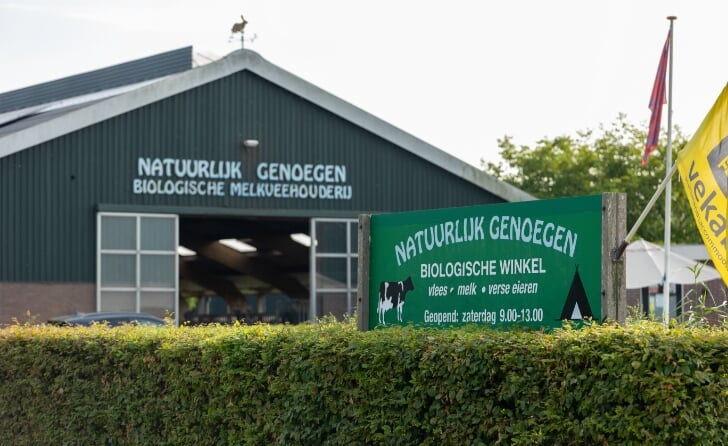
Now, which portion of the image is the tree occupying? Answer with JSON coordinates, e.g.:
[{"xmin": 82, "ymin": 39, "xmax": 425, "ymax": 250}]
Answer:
[{"xmin": 482, "ymin": 115, "xmax": 700, "ymax": 243}]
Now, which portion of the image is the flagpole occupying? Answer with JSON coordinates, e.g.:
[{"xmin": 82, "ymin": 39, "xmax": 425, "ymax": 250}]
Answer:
[{"xmin": 662, "ymin": 16, "xmax": 676, "ymax": 326}]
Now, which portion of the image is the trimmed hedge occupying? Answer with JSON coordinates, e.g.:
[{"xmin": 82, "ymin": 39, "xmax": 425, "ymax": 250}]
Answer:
[{"xmin": 1, "ymin": 321, "xmax": 728, "ymax": 445}]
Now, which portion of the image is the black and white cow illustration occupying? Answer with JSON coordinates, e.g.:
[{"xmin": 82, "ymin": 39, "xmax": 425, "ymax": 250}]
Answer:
[{"xmin": 377, "ymin": 276, "xmax": 414, "ymax": 325}]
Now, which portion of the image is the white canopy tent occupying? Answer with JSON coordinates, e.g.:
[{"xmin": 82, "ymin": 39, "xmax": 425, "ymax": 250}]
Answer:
[{"xmin": 626, "ymin": 239, "xmax": 721, "ymax": 289}]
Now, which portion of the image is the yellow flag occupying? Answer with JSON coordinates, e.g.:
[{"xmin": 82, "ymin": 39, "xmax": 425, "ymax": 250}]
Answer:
[{"xmin": 677, "ymin": 83, "xmax": 728, "ymax": 285}]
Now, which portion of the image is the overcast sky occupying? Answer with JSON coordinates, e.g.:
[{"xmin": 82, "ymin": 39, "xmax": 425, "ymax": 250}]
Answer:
[{"xmin": 1, "ymin": 1, "xmax": 727, "ymax": 167}]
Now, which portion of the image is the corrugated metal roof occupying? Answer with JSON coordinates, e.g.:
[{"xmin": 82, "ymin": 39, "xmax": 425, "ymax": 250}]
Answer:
[
  {"xmin": 0, "ymin": 100, "xmax": 104, "ymax": 136},
  {"xmin": 0, "ymin": 46, "xmax": 192, "ymax": 114},
  {"xmin": 0, "ymin": 78, "xmax": 164, "ymax": 138}
]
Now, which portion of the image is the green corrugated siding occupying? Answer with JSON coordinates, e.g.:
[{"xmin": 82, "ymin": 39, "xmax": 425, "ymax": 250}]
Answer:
[{"xmin": 0, "ymin": 71, "xmax": 502, "ymax": 282}]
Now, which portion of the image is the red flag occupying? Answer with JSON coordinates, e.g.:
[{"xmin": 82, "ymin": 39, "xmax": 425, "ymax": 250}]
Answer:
[{"xmin": 642, "ymin": 30, "xmax": 671, "ymax": 166}]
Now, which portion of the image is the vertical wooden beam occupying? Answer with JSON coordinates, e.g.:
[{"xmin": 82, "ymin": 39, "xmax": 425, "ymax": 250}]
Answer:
[
  {"xmin": 357, "ymin": 214, "xmax": 371, "ymax": 331},
  {"xmin": 602, "ymin": 192, "xmax": 627, "ymax": 324}
]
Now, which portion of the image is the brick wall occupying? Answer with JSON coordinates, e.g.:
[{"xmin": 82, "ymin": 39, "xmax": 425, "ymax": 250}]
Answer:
[
  {"xmin": 626, "ymin": 279, "xmax": 728, "ymax": 324},
  {"xmin": 0, "ymin": 283, "xmax": 95, "ymax": 326}
]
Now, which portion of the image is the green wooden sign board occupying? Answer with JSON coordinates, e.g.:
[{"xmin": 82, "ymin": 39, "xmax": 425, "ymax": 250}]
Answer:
[{"xmin": 357, "ymin": 193, "xmax": 626, "ymax": 331}]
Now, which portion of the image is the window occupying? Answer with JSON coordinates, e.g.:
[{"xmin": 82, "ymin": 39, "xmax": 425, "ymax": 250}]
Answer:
[
  {"xmin": 98, "ymin": 213, "xmax": 178, "ymax": 322},
  {"xmin": 310, "ymin": 218, "xmax": 358, "ymax": 320}
]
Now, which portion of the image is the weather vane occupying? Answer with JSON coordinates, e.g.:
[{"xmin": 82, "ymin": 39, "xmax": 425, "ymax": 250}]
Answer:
[{"xmin": 230, "ymin": 14, "xmax": 256, "ymax": 49}]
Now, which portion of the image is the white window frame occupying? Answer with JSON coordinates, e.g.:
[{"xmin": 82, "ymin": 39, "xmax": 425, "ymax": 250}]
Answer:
[
  {"xmin": 97, "ymin": 212, "xmax": 179, "ymax": 324},
  {"xmin": 309, "ymin": 218, "xmax": 358, "ymax": 321}
]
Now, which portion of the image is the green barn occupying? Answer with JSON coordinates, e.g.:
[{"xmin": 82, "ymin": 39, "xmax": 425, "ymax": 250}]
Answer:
[{"xmin": 0, "ymin": 47, "xmax": 531, "ymax": 325}]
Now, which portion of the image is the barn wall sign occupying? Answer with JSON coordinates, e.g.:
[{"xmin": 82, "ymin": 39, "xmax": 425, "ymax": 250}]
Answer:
[{"xmin": 357, "ymin": 193, "xmax": 626, "ymax": 331}]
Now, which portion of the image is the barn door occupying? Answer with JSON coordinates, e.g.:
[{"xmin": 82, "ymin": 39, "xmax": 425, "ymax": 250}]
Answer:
[
  {"xmin": 309, "ymin": 218, "xmax": 358, "ymax": 321},
  {"xmin": 97, "ymin": 212, "xmax": 179, "ymax": 324}
]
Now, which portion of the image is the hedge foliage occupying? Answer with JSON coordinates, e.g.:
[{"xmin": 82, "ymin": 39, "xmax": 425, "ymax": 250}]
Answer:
[{"xmin": 2, "ymin": 320, "xmax": 728, "ymax": 445}]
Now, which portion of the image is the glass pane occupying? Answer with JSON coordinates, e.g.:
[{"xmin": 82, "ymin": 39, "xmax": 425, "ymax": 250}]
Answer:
[
  {"xmin": 101, "ymin": 215, "xmax": 136, "ymax": 250},
  {"xmin": 350, "ymin": 258, "xmax": 358, "ymax": 288},
  {"xmin": 140, "ymin": 254, "xmax": 175, "ymax": 287},
  {"xmin": 140, "ymin": 291, "xmax": 175, "ymax": 319},
  {"xmin": 100, "ymin": 254, "xmax": 136, "ymax": 287},
  {"xmin": 315, "ymin": 221, "xmax": 347, "ymax": 253},
  {"xmin": 141, "ymin": 217, "xmax": 175, "ymax": 251},
  {"xmin": 350, "ymin": 221, "xmax": 358, "ymax": 254},
  {"xmin": 315, "ymin": 292, "xmax": 349, "ymax": 319},
  {"xmin": 650, "ymin": 291, "xmax": 679, "ymax": 320},
  {"xmin": 316, "ymin": 257, "xmax": 347, "ymax": 289},
  {"xmin": 99, "ymin": 291, "xmax": 136, "ymax": 312}
]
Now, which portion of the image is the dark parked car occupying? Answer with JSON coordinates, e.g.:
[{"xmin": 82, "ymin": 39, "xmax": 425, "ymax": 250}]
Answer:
[{"xmin": 48, "ymin": 312, "xmax": 166, "ymax": 327}]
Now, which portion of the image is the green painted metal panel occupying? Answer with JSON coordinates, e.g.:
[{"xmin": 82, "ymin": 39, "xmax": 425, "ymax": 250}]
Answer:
[
  {"xmin": 0, "ymin": 71, "xmax": 505, "ymax": 282},
  {"xmin": 366, "ymin": 195, "xmax": 604, "ymax": 330}
]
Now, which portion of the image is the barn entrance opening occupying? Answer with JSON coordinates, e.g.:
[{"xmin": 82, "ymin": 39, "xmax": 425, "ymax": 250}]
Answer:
[
  {"xmin": 178, "ymin": 215, "xmax": 309, "ymax": 324},
  {"xmin": 178, "ymin": 216, "xmax": 357, "ymax": 325}
]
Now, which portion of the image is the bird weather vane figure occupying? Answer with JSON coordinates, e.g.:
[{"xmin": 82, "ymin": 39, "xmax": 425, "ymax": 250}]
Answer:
[{"xmin": 231, "ymin": 14, "xmax": 256, "ymax": 49}]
